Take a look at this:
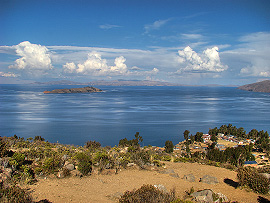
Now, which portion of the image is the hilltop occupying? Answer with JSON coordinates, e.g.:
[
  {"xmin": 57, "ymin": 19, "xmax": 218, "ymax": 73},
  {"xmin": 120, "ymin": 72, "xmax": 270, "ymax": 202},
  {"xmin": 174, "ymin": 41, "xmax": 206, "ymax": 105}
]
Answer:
[{"xmin": 238, "ymin": 80, "xmax": 270, "ymax": 93}]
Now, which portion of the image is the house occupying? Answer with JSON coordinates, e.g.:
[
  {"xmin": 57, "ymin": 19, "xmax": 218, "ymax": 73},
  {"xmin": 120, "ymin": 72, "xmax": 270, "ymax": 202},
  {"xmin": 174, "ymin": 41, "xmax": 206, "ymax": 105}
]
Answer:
[
  {"xmin": 244, "ymin": 161, "xmax": 258, "ymax": 167},
  {"xmin": 203, "ymin": 134, "xmax": 211, "ymax": 143}
]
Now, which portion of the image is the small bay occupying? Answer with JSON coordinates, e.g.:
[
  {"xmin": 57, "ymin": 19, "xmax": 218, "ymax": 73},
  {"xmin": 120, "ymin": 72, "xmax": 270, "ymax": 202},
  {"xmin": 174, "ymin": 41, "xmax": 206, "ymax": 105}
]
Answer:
[{"xmin": 0, "ymin": 85, "xmax": 269, "ymax": 147}]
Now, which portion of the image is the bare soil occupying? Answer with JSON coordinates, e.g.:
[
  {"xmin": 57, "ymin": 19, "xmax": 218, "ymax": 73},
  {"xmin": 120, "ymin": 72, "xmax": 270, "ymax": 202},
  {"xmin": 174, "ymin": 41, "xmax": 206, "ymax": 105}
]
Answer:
[{"xmin": 28, "ymin": 162, "xmax": 268, "ymax": 203}]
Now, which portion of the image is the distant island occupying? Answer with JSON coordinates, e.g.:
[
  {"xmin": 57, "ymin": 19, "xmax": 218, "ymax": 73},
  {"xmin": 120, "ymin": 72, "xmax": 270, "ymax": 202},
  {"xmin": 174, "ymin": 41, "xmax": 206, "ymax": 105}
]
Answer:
[
  {"xmin": 238, "ymin": 80, "xmax": 270, "ymax": 93},
  {"xmin": 43, "ymin": 86, "xmax": 102, "ymax": 94}
]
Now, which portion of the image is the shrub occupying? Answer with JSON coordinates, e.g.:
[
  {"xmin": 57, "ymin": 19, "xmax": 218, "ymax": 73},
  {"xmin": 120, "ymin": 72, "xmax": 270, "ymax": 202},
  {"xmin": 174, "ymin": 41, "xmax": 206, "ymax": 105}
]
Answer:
[
  {"xmin": 93, "ymin": 151, "xmax": 113, "ymax": 171},
  {"xmin": 0, "ymin": 182, "xmax": 32, "ymax": 203},
  {"xmin": 0, "ymin": 137, "xmax": 8, "ymax": 157},
  {"xmin": 34, "ymin": 136, "xmax": 45, "ymax": 142},
  {"xmin": 42, "ymin": 155, "xmax": 62, "ymax": 174},
  {"xmin": 10, "ymin": 152, "xmax": 25, "ymax": 169},
  {"xmin": 237, "ymin": 167, "xmax": 270, "ymax": 194},
  {"xmin": 62, "ymin": 167, "xmax": 71, "ymax": 177},
  {"xmin": 119, "ymin": 184, "xmax": 175, "ymax": 203},
  {"xmin": 75, "ymin": 152, "xmax": 92, "ymax": 176},
  {"xmin": 85, "ymin": 140, "xmax": 101, "ymax": 151}
]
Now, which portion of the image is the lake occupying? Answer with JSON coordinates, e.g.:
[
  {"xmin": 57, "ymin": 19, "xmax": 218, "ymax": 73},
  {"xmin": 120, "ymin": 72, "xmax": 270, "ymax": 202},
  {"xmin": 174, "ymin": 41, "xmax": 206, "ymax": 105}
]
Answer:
[{"xmin": 0, "ymin": 85, "xmax": 269, "ymax": 147}]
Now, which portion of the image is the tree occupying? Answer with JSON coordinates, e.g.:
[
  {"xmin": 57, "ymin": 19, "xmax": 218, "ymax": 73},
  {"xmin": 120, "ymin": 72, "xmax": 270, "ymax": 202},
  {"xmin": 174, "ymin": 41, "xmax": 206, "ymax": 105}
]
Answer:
[
  {"xmin": 164, "ymin": 140, "xmax": 174, "ymax": 153},
  {"xmin": 183, "ymin": 130, "xmax": 190, "ymax": 141},
  {"xmin": 210, "ymin": 134, "xmax": 218, "ymax": 142},
  {"xmin": 195, "ymin": 132, "xmax": 203, "ymax": 142}
]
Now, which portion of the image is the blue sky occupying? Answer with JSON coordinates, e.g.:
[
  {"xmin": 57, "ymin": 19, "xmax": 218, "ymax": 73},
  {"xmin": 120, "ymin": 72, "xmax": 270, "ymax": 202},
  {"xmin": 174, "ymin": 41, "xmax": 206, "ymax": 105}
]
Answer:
[{"xmin": 0, "ymin": 0, "xmax": 269, "ymax": 85}]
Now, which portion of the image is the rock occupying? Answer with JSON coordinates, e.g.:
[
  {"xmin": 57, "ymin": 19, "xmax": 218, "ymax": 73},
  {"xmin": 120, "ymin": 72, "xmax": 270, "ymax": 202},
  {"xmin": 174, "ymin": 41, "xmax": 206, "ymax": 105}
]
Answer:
[
  {"xmin": 107, "ymin": 192, "xmax": 123, "ymax": 201},
  {"xmin": 200, "ymin": 175, "xmax": 219, "ymax": 184},
  {"xmin": 216, "ymin": 192, "xmax": 229, "ymax": 202},
  {"xmin": 65, "ymin": 164, "xmax": 75, "ymax": 171},
  {"xmin": 44, "ymin": 86, "xmax": 102, "ymax": 94},
  {"xmin": 62, "ymin": 155, "xmax": 68, "ymax": 161},
  {"xmin": 191, "ymin": 189, "xmax": 213, "ymax": 203},
  {"xmin": 158, "ymin": 168, "xmax": 175, "ymax": 174},
  {"xmin": 99, "ymin": 169, "xmax": 115, "ymax": 175},
  {"xmin": 57, "ymin": 171, "xmax": 65, "ymax": 178},
  {"xmin": 170, "ymin": 173, "xmax": 179, "ymax": 178},
  {"xmin": 154, "ymin": 184, "xmax": 168, "ymax": 193},
  {"xmin": 183, "ymin": 174, "xmax": 196, "ymax": 182},
  {"xmin": 127, "ymin": 163, "xmax": 136, "ymax": 167}
]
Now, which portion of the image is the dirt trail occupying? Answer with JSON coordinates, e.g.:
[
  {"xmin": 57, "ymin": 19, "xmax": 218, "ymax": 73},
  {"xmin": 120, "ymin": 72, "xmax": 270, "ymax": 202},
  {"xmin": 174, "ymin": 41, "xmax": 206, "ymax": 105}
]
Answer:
[{"xmin": 29, "ymin": 162, "xmax": 267, "ymax": 203}]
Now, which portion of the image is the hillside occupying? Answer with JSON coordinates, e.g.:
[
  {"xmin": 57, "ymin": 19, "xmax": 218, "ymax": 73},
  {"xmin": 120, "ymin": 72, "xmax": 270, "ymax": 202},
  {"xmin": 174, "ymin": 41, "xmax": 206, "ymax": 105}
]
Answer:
[{"xmin": 238, "ymin": 80, "xmax": 270, "ymax": 93}]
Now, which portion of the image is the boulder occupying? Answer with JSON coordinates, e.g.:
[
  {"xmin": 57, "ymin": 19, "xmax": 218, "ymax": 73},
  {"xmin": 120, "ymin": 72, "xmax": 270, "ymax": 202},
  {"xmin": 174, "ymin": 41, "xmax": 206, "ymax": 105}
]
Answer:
[
  {"xmin": 65, "ymin": 164, "xmax": 75, "ymax": 171},
  {"xmin": 191, "ymin": 189, "xmax": 213, "ymax": 202},
  {"xmin": 170, "ymin": 173, "xmax": 179, "ymax": 178},
  {"xmin": 158, "ymin": 168, "xmax": 175, "ymax": 174},
  {"xmin": 200, "ymin": 175, "xmax": 219, "ymax": 184},
  {"xmin": 154, "ymin": 184, "xmax": 168, "ymax": 193},
  {"xmin": 183, "ymin": 174, "xmax": 196, "ymax": 182}
]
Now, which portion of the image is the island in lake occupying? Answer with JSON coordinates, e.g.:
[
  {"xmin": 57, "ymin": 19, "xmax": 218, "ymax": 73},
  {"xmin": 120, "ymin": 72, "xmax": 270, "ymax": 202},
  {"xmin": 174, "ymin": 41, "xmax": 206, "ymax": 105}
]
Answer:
[
  {"xmin": 238, "ymin": 80, "xmax": 270, "ymax": 93},
  {"xmin": 44, "ymin": 86, "xmax": 102, "ymax": 94}
]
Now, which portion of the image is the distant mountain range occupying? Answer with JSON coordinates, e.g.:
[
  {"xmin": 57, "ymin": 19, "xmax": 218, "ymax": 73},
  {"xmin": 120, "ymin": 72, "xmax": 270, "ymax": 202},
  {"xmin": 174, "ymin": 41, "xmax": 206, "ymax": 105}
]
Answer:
[
  {"xmin": 31, "ymin": 80, "xmax": 236, "ymax": 87},
  {"xmin": 238, "ymin": 80, "xmax": 270, "ymax": 93},
  {"xmin": 32, "ymin": 80, "xmax": 181, "ymax": 86}
]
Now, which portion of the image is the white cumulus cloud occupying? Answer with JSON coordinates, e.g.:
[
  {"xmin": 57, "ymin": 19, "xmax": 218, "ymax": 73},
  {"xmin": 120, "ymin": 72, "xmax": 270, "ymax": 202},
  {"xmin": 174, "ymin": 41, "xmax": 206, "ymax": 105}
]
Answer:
[
  {"xmin": 62, "ymin": 52, "xmax": 159, "ymax": 77},
  {"xmin": 177, "ymin": 46, "xmax": 228, "ymax": 73},
  {"xmin": 9, "ymin": 41, "xmax": 52, "ymax": 71},
  {"xmin": 0, "ymin": 71, "xmax": 19, "ymax": 77}
]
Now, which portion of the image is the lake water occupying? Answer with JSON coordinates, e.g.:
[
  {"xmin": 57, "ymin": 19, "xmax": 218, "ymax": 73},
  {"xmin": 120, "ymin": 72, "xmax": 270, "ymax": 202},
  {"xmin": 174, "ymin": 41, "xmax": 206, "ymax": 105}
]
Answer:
[{"xmin": 0, "ymin": 85, "xmax": 269, "ymax": 147}]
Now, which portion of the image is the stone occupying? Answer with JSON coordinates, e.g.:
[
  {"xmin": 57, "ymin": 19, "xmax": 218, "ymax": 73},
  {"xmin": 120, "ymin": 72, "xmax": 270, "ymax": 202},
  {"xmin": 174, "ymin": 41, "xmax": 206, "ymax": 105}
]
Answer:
[
  {"xmin": 183, "ymin": 174, "xmax": 196, "ymax": 182},
  {"xmin": 191, "ymin": 189, "xmax": 213, "ymax": 203},
  {"xmin": 57, "ymin": 171, "xmax": 65, "ymax": 178},
  {"xmin": 107, "ymin": 192, "xmax": 123, "ymax": 201},
  {"xmin": 200, "ymin": 175, "xmax": 219, "ymax": 184},
  {"xmin": 127, "ymin": 163, "xmax": 136, "ymax": 167},
  {"xmin": 170, "ymin": 173, "xmax": 179, "ymax": 178},
  {"xmin": 65, "ymin": 164, "xmax": 75, "ymax": 171},
  {"xmin": 158, "ymin": 168, "xmax": 175, "ymax": 174},
  {"xmin": 216, "ymin": 192, "xmax": 229, "ymax": 202},
  {"xmin": 154, "ymin": 184, "xmax": 168, "ymax": 193}
]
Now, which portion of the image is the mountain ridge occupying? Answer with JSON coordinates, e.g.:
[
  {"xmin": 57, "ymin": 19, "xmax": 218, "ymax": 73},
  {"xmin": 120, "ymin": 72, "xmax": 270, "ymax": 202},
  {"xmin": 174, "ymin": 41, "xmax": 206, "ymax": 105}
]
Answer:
[{"xmin": 238, "ymin": 80, "xmax": 270, "ymax": 93}]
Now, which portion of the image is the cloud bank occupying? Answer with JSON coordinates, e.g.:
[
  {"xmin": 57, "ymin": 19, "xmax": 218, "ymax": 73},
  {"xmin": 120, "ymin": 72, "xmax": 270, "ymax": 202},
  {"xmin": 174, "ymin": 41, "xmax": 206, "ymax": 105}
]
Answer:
[
  {"xmin": 177, "ymin": 46, "xmax": 228, "ymax": 73},
  {"xmin": 63, "ymin": 52, "xmax": 158, "ymax": 77},
  {"xmin": 9, "ymin": 41, "xmax": 52, "ymax": 71}
]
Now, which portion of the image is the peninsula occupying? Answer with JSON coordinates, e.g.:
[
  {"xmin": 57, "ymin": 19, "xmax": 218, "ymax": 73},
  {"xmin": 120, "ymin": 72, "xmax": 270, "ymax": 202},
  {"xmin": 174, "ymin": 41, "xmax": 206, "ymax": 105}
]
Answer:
[
  {"xmin": 43, "ymin": 86, "xmax": 102, "ymax": 94},
  {"xmin": 238, "ymin": 80, "xmax": 270, "ymax": 93}
]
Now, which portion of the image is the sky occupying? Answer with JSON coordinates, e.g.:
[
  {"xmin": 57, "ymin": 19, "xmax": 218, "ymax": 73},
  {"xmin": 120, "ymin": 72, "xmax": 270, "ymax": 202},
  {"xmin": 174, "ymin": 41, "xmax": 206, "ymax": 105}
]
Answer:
[{"xmin": 0, "ymin": 0, "xmax": 269, "ymax": 85}]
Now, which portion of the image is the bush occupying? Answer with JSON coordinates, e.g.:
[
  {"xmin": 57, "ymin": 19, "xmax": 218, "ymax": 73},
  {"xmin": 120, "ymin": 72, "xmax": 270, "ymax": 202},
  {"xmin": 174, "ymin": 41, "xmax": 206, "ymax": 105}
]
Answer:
[
  {"xmin": 0, "ymin": 137, "xmax": 8, "ymax": 157},
  {"xmin": 75, "ymin": 152, "xmax": 92, "ymax": 176},
  {"xmin": 85, "ymin": 140, "xmax": 101, "ymax": 151},
  {"xmin": 42, "ymin": 155, "xmax": 62, "ymax": 174},
  {"xmin": 119, "ymin": 184, "xmax": 175, "ymax": 203},
  {"xmin": 237, "ymin": 167, "xmax": 270, "ymax": 194},
  {"xmin": 93, "ymin": 151, "xmax": 113, "ymax": 171},
  {"xmin": 0, "ymin": 182, "xmax": 32, "ymax": 203}
]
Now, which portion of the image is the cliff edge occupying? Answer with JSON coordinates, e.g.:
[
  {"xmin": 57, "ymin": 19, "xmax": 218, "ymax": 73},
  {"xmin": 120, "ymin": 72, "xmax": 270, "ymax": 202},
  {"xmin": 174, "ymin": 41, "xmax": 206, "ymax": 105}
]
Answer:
[
  {"xmin": 238, "ymin": 80, "xmax": 270, "ymax": 93},
  {"xmin": 44, "ymin": 86, "xmax": 102, "ymax": 94}
]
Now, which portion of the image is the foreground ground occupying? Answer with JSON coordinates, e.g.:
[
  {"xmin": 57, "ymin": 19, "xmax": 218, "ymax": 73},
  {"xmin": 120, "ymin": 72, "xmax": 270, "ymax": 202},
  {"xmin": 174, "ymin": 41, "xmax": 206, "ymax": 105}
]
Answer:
[{"xmin": 28, "ymin": 162, "xmax": 266, "ymax": 203}]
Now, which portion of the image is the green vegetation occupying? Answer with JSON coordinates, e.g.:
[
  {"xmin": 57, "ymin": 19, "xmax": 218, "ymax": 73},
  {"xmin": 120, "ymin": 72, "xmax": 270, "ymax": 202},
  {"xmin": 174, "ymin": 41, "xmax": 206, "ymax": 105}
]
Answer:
[
  {"xmin": 237, "ymin": 167, "xmax": 270, "ymax": 194},
  {"xmin": 119, "ymin": 184, "xmax": 176, "ymax": 203},
  {"xmin": 0, "ymin": 124, "xmax": 269, "ymax": 202}
]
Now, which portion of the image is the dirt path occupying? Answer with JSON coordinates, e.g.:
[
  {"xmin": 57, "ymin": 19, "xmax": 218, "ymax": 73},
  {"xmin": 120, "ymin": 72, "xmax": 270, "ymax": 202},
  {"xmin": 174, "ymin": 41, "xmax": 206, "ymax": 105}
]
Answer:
[{"xmin": 28, "ymin": 162, "xmax": 268, "ymax": 202}]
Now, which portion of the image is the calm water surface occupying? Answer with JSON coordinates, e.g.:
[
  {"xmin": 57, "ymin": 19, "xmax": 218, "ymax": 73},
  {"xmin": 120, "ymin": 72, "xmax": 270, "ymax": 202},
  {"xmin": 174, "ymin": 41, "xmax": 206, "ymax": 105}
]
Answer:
[{"xmin": 0, "ymin": 85, "xmax": 269, "ymax": 146}]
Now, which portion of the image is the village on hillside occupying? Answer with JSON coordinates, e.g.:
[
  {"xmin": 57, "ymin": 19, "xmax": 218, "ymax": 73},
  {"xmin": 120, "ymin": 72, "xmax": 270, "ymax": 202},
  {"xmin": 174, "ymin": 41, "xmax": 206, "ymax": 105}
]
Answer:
[{"xmin": 152, "ymin": 131, "xmax": 269, "ymax": 168}]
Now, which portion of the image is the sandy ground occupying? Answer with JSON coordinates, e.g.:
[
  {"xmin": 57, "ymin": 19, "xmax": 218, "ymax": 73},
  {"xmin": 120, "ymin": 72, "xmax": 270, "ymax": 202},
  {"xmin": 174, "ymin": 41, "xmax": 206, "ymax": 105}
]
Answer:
[{"xmin": 28, "ymin": 162, "xmax": 268, "ymax": 203}]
